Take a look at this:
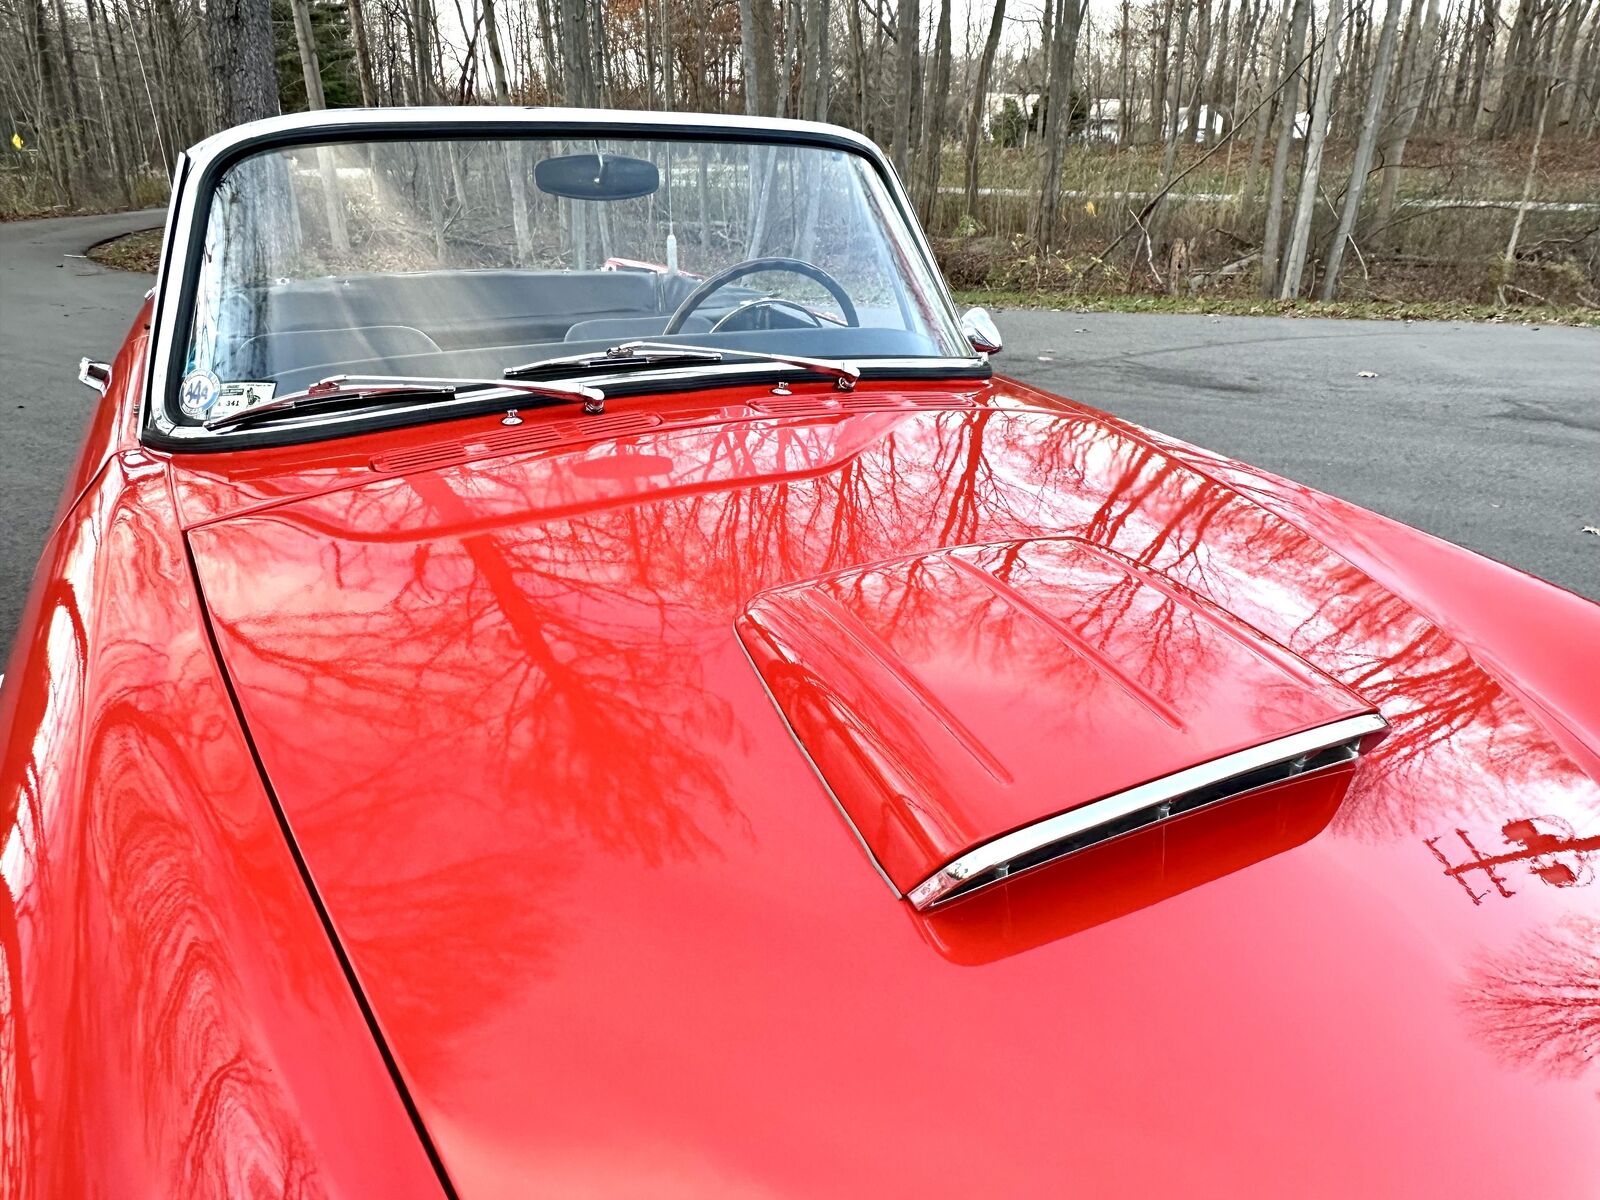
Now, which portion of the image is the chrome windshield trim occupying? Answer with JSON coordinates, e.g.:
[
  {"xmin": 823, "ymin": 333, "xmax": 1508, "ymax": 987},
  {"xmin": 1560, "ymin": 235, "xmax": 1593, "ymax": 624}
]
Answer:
[
  {"xmin": 146, "ymin": 357, "xmax": 989, "ymax": 448},
  {"xmin": 906, "ymin": 712, "xmax": 1389, "ymax": 911},
  {"xmin": 201, "ymin": 374, "xmax": 602, "ymax": 431}
]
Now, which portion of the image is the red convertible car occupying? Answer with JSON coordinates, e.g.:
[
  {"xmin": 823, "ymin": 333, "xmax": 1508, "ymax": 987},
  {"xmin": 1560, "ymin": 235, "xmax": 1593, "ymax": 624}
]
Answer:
[{"xmin": 3, "ymin": 109, "xmax": 1598, "ymax": 1197}]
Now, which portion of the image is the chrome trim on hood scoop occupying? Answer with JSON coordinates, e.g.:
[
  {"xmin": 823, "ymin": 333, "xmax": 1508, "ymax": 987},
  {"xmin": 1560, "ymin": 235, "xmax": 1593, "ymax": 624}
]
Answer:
[{"xmin": 907, "ymin": 712, "xmax": 1388, "ymax": 909}]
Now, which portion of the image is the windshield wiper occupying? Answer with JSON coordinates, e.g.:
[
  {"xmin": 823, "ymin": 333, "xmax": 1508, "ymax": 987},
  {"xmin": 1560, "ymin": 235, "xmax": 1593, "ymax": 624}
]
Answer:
[
  {"xmin": 203, "ymin": 373, "xmax": 604, "ymax": 432},
  {"xmin": 503, "ymin": 340, "xmax": 859, "ymax": 391}
]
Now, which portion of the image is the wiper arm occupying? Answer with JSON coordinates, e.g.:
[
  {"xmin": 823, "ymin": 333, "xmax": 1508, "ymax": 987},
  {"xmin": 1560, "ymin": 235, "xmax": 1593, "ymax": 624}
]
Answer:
[
  {"xmin": 203, "ymin": 373, "xmax": 604, "ymax": 432},
  {"xmin": 503, "ymin": 342, "xmax": 724, "ymax": 380},
  {"xmin": 504, "ymin": 340, "xmax": 859, "ymax": 391}
]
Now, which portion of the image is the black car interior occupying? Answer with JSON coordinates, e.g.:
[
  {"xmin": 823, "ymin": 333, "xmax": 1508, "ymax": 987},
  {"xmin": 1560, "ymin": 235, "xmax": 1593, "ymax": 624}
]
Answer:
[{"xmin": 211, "ymin": 267, "xmax": 942, "ymax": 393}]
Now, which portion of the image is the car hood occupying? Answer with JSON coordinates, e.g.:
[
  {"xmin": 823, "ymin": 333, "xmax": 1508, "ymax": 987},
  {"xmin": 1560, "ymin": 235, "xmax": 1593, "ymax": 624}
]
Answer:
[{"xmin": 186, "ymin": 400, "xmax": 1600, "ymax": 1198}]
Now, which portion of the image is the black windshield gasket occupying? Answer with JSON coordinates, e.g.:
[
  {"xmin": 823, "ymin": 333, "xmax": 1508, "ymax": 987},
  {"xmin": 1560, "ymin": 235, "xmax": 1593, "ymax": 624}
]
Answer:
[
  {"xmin": 141, "ymin": 117, "xmax": 978, "ymax": 453},
  {"xmin": 169, "ymin": 361, "xmax": 993, "ymax": 454}
]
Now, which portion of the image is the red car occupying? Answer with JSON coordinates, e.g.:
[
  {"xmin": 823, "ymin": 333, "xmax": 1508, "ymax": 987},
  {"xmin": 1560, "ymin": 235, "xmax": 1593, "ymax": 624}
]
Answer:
[{"xmin": 4, "ymin": 109, "xmax": 1598, "ymax": 1198}]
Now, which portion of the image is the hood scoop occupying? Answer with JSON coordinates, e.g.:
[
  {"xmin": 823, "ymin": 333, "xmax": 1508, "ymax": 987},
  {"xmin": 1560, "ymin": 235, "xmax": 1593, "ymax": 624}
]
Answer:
[{"xmin": 736, "ymin": 537, "xmax": 1385, "ymax": 909}]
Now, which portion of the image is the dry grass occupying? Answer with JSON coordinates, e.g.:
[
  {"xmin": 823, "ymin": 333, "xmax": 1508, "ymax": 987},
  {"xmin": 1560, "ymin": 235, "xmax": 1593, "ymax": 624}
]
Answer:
[
  {"xmin": 86, "ymin": 227, "xmax": 163, "ymax": 272},
  {"xmin": 953, "ymin": 287, "xmax": 1600, "ymax": 327},
  {"xmin": 932, "ymin": 135, "xmax": 1600, "ymax": 311}
]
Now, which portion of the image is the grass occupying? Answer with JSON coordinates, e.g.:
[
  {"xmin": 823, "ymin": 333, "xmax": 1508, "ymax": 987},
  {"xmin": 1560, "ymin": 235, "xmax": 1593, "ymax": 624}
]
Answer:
[{"xmin": 953, "ymin": 288, "xmax": 1600, "ymax": 327}]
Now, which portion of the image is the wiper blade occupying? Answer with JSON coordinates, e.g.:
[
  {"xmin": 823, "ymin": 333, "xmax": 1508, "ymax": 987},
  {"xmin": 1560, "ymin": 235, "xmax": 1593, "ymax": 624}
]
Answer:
[
  {"xmin": 504, "ymin": 340, "xmax": 859, "ymax": 390},
  {"xmin": 203, "ymin": 373, "xmax": 604, "ymax": 431}
]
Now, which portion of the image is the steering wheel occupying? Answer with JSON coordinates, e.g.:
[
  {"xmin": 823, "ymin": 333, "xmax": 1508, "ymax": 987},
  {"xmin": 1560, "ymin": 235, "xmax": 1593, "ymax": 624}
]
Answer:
[
  {"xmin": 710, "ymin": 296, "xmax": 847, "ymax": 333},
  {"xmin": 663, "ymin": 257, "xmax": 859, "ymax": 335}
]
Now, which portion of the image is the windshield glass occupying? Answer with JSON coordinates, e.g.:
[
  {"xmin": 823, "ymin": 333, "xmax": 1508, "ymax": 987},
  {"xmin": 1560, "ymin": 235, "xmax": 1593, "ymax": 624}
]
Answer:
[{"xmin": 176, "ymin": 134, "xmax": 971, "ymax": 425}]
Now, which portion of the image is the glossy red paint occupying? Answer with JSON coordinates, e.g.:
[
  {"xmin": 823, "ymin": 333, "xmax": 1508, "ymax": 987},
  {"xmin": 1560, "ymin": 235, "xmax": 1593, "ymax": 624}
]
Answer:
[
  {"xmin": 0, "ymin": 315, "xmax": 444, "ymax": 1199},
  {"xmin": 6, "ymin": 340, "xmax": 1600, "ymax": 1197},
  {"xmin": 737, "ymin": 535, "xmax": 1378, "ymax": 893}
]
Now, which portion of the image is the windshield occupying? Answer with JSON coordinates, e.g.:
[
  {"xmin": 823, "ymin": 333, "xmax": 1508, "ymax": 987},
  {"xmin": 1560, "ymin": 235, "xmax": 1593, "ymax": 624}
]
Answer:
[{"xmin": 175, "ymin": 133, "xmax": 971, "ymax": 426}]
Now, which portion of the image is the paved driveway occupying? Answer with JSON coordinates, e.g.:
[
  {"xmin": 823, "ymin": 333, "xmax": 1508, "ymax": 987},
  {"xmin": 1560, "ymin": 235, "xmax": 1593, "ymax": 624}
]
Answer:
[
  {"xmin": 2, "ymin": 210, "xmax": 165, "ymax": 658},
  {"xmin": 993, "ymin": 308, "xmax": 1599, "ymax": 599}
]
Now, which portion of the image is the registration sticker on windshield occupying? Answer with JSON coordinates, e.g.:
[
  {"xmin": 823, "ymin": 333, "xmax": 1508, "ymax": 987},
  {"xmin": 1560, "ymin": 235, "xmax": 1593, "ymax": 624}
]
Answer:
[
  {"xmin": 178, "ymin": 369, "xmax": 220, "ymax": 417},
  {"xmin": 209, "ymin": 381, "xmax": 277, "ymax": 418}
]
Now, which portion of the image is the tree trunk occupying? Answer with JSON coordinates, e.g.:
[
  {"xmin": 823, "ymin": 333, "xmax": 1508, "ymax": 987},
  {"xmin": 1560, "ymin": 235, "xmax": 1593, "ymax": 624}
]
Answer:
[
  {"xmin": 918, "ymin": 0, "xmax": 952, "ymax": 220},
  {"xmin": 1467, "ymin": 0, "xmax": 1498, "ymax": 132},
  {"xmin": 1374, "ymin": 0, "xmax": 1441, "ymax": 233},
  {"xmin": 558, "ymin": 0, "xmax": 595, "ymax": 105},
  {"xmin": 347, "ymin": 0, "xmax": 378, "ymax": 104},
  {"xmin": 289, "ymin": 0, "xmax": 327, "ymax": 108},
  {"xmin": 1320, "ymin": 0, "xmax": 1402, "ymax": 299},
  {"xmin": 288, "ymin": 0, "xmax": 350, "ymax": 253},
  {"xmin": 411, "ymin": 0, "xmax": 441, "ymax": 102},
  {"xmin": 1259, "ymin": 0, "xmax": 1311, "ymax": 297},
  {"xmin": 1033, "ymin": 0, "xmax": 1084, "ymax": 252},
  {"xmin": 1208, "ymin": 0, "xmax": 1234, "ymax": 137},
  {"xmin": 847, "ymin": 0, "xmax": 866, "ymax": 130},
  {"xmin": 48, "ymin": 0, "xmax": 88, "ymax": 165},
  {"xmin": 1187, "ymin": 0, "xmax": 1213, "ymax": 142},
  {"xmin": 1497, "ymin": 79, "xmax": 1556, "ymax": 304},
  {"xmin": 1160, "ymin": 0, "xmax": 1192, "ymax": 178},
  {"xmin": 963, "ymin": 0, "xmax": 1007, "ymax": 214},
  {"xmin": 1117, "ymin": 0, "xmax": 1132, "ymax": 142},
  {"xmin": 660, "ymin": 0, "xmax": 675, "ymax": 107},
  {"xmin": 738, "ymin": 0, "xmax": 761, "ymax": 114},
  {"xmin": 482, "ymin": 0, "xmax": 511, "ymax": 100},
  {"xmin": 1279, "ymin": 0, "xmax": 1345, "ymax": 299},
  {"xmin": 208, "ymin": 0, "xmax": 279, "ymax": 128},
  {"xmin": 890, "ymin": 0, "xmax": 919, "ymax": 176},
  {"xmin": 82, "ymin": 0, "xmax": 134, "ymax": 204},
  {"xmin": 1240, "ymin": 0, "xmax": 1289, "ymax": 218},
  {"xmin": 802, "ymin": 0, "xmax": 833, "ymax": 122},
  {"xmin": 1152, "ymin": 0, "xmax": 1174, "ymax": 141}
]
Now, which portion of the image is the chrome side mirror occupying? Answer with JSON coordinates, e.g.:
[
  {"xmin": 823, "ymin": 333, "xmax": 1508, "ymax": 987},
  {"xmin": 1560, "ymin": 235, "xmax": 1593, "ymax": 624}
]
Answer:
[
  {"xmin": 78, "ymin": 358, "xmax": 112, "ymax": 394},
  {"xmin": 961, "ymin": 307, "xmax": 1002, "ymax": 355}
]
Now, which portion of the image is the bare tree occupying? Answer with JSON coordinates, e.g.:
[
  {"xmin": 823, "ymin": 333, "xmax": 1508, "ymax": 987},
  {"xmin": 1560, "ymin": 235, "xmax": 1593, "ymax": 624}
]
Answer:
[
  {"xmin": 1279, "ymin": 0, "xmax": 1345, "ymax": 298},
  {"xmin": 1034, "ymin": 0, "xmax": 1086, "ymax": 251},
  {"xmin": 1498, "ymin": 78, "xmax": 1562, "ymax": 304},
  {"xmin": 963, "ymin": 0, "xmax": 1008, "ymax": 216},
  {"xmin": 288, "ymin": 0, "xmax": 351, "ymax": 251},
  {"xmin": 1373, "ymin": 0, "xmax": 1442, "ymax": 235},
  {"xmin": 890, "ymin": 0, "xmax": 920, "ymax": 175},
  {"xmin": 918, "ymin": 0, "xmax": 953, "ymax": 219},
  {"xmin": 1321, "ymin": 0, "xmax": 1403, "ymax": 298},
  {"xmin": 1260, "ymin": 0, "xmax": 1311, "ymax": 297}
]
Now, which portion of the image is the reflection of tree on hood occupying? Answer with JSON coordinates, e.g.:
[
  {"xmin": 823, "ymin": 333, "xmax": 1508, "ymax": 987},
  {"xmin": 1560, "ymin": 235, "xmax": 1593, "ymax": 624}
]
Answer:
[{"xmin": 1462, "ymin": 915, "xmax": 1600, "ymax": 1080}]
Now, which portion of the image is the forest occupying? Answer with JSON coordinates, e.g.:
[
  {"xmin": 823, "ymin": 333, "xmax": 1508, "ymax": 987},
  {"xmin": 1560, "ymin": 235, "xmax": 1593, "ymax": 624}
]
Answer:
[{"xmin": 4, "ymin": 0, "xmax": 1597, "ymax": 310}]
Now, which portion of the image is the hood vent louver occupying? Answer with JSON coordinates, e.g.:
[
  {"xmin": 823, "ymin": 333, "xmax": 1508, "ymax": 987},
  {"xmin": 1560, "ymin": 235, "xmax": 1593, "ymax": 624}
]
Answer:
[{"xmin": 905, "ymin": 713, "xmax": 1384, "ymax": 909}]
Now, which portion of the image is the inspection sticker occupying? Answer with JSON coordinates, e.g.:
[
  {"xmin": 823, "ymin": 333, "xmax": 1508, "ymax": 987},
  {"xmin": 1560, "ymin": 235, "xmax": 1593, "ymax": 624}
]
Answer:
[
  {"xmin": 209, "ymin": 381, "xmax": 277, "ymax": 418},
  {"xmin": 178, "ymin": 369, "xmax": 220, "ymax": 417}
]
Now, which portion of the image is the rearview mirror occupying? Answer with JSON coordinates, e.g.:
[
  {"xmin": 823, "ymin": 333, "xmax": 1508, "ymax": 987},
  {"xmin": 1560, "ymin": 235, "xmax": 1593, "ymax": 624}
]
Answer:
[
  {"xmin": 961, "ymin": 306, "xmax": 1002, "ymax": 355},
  {"xmin": 534, "ymin": 152, "xmax": 660, "ymax": 201}
]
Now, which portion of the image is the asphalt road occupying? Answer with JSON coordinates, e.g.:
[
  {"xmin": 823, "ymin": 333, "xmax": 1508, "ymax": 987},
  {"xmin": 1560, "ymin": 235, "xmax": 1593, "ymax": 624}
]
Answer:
[
  {"xmin": 994, "ymin": 309, "xmax": 1599, "ymax": 600},
  {"xmin": 1, "ymin": 211, "xmax": 1596, "ymax": 662},
  {"xmin": 2, "ymin": 210, "xmax": 166, "ymax": 661}
]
